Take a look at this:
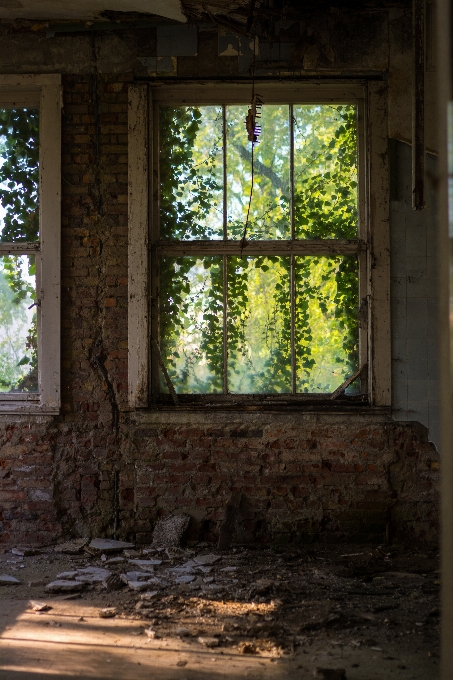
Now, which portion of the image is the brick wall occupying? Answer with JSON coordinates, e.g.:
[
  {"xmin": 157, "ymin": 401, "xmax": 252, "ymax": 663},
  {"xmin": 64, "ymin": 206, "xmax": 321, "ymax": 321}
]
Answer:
[{"xmin": 0, "ymin": 73, "xmax": 440, "ymax": 548}]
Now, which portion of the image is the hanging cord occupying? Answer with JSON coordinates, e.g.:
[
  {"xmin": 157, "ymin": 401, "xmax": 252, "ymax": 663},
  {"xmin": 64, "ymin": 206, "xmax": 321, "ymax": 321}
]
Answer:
[{"xmin": 240, "ymin": 35, "xmax": 262, "ymax": 256}]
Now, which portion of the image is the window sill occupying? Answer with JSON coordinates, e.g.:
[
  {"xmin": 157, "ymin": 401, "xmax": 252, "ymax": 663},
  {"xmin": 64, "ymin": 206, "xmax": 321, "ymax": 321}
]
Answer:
[
  {"xmin": 0, "ymin": 402, "xmax": 59, "ymax": 415},
  {"xmin": 140, "ymin": 395, "xmax": 390, "ymax": 416}
]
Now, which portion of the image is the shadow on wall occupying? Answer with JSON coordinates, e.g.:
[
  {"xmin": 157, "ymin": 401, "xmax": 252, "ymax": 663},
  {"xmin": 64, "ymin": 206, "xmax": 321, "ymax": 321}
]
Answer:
[{"xmin": 390, "ymin": 139, "xmax": 440, "ymax": 449}]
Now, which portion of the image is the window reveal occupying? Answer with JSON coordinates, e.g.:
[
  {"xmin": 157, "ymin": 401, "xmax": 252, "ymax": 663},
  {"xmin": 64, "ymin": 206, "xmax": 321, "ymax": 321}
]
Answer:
[{"xmin": 154, "ymin": 102, "xmax": 362, "ymax": 397}]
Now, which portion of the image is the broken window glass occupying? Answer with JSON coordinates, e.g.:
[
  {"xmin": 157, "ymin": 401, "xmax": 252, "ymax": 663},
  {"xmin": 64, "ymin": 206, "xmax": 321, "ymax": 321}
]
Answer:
[
  {"xmin": 0, "ymin": 254, "xmax": 38, "ymax": 392},
  {"xmin": 0, "ymin": 108, "xmax": 40, "ymax": 243}
]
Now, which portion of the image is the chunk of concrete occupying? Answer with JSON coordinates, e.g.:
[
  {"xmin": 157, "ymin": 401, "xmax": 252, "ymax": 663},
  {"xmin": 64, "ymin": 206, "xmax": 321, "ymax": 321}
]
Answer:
[
  {"xmin": 88, "ymin": 538, "xmax": 135, "ymax": 553},
  {"xmin": 46, "ymin": 580, "xmax": 85, "ymax": 592},
  {"xmin": 198, "ymin": 636, "xmax": 219, "ymax": 647},
  {"xmin": 176, "ymin": 574, "xmax": 195, "ymax": 584},
  {"xmin": 54, "ymin": 539, "xmax": 89, "ymax": 554},
  {"xmin": 102, "ymin": 573, "xmax": 125, "ymax": 591},
  {"xmin": 0, "ymin": 574, "xmax": 21, "ymax": 585},
  {"xmin": 193, "ymin": 554, "xmax": 221, "ymax": 566},
  {"xmin": 11, "ymin": 547, "xmax": 40, "ymax": 556},
  {"xmin": 128, "ymin": 559, "xmax": 162, "ymax": 568},
  {"xmin": 152, "ymin": 514, "xmax": 190, "ymax": 548},
  {"xmin": 98, "ymin": 608, "xmax": 117, "ymax": 618},
  {"xmin": 105, "ymin": 556, "xmax": 125, "ymax": 565},
  {"xmin": 74, "ymin": 567, "xmax": 110, "ymax": 583},
  {"xmin": 127, "ymin": 580, "xmax": 156, "ymax": 592},
  {"xmin": 56, "ymin": 571, "xmax": 79, "ymax": 579},
  {"xmin": 29, "ymin": 601, "xmax": 52, "ymax": 612}
]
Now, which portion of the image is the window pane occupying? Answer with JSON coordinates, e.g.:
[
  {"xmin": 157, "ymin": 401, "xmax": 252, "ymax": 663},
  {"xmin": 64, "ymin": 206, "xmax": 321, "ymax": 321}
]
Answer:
[
  {"xmin": 295, "ymin": 256, "xmax": 359, "ymax": 393},
  {"xmin": 159, "ymin": 256, "xmax": 224, "ymax": 393},
  {"xmin": 159, "ymin": 106, "xmax": 223, "ymax": 240},
  {"xmin": 227, "ymin": 105, "xmax": 290, "ymax": 240},
  {"xmin": 227, "ymin": 256, "xmax": 291, "ymax": 393},
  {"xmin": 294, "ymin": 105, "xmax": 358, "ymax": 239},
  {"xmin": 0, "ymin": 108, "xmax": 39, "ymax": 243},
  {"xmin": 0, "ymin": 254, "xmax": 38, "ymax": 392}
]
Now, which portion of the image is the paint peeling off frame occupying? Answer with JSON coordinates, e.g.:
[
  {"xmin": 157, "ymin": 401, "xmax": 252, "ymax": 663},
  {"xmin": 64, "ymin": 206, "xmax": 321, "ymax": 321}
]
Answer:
[
  {"xmin": 128, "ymin": 84, "xmax": 149, "ymax": 408},
  {"xmin": 0, "ymin": 74, "xmax": 61, "ymax": 415},
  {"xmin": 127, "ymin": 81, "xmax": 391, "ymax": 409}
]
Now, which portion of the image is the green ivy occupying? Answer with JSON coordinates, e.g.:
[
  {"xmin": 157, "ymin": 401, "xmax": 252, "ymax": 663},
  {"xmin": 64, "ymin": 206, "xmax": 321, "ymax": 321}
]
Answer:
[
  {"xmin": 0, "ymin": 108, "xmax": 39, "ymax": 391},
  {"xmin": 158, "ymin": 104, "xmax": 360, "ymax": 394}
]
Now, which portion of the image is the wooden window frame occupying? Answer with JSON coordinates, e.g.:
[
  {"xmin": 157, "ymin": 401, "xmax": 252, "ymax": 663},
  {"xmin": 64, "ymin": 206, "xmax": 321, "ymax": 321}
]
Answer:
[
  {"xmin": 0, "ymin": 74, "xmax": 61, "ymax": 415},
  {"xmin": 128, "ymin": 81, "xmax": 390, "ymax": 409}
]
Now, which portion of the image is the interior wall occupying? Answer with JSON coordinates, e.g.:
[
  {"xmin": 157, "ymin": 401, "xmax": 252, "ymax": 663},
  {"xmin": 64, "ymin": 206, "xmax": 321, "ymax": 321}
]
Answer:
[
  {"xmin": 390, "ymin": 141, "xmax": 440, "ymax": 448},
  {"xmin": 0, "ymin": 12, "xmax": 441, "ymax": 547}
]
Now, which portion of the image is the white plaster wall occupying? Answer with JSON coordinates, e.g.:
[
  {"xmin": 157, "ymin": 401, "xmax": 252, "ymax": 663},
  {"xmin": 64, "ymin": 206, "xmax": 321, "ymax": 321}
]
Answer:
[{"xmin": 390, "ymin": 140, "xmax": 440, "ymax": 447}]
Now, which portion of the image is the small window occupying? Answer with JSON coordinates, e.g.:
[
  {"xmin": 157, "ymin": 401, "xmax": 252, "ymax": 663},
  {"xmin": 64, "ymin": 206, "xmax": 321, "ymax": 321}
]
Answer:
[
  {"xmin": 0, "ymin": 76, "xmax": 61, "ymax": 414},
  {"xmin": 151, "ymin": 94, "xmax": 365, "ymax": 402}
]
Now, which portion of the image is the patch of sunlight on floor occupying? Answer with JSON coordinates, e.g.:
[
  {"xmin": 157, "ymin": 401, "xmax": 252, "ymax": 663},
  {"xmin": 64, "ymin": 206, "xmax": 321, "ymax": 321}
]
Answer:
[{"xmin": 0, "ymin": 599, "xmax": 287, "ymax": 680}]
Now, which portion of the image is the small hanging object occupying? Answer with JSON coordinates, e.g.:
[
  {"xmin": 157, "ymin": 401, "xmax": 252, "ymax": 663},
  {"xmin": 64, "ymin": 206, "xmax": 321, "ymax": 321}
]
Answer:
[{"xmin": 245, "ymin": 94, "xmax": 263, "ymax": 143}]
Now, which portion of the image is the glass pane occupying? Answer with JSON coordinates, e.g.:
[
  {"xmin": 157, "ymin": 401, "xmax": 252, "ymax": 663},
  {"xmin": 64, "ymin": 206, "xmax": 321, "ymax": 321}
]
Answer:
[
  {"xmin": 0, "ymin": 108, "xmax": 40, "ymax": 243},
  {"xmin": 159, "ymin": 106, "xmax": 223, "ymax": 240},
  {"xmin": 227, "ymin": 256, "xmax": 291, "ymax": 393},
  {"xmin": 160, "ymin": 256, "xmax": 223, "ymax": 393},
  {"xmin": 295, "ymin": 256, "xmax": 359, "ymax": 393},
  {"xmin": 227, "ymin": 105, "xmax": 290, "ymax": 240},
  {"xmin": 294, "ymin": 105, "xmax": 358, "ymax": 239},
  {"xmin": 0, "ymin": 254, "xmax": 38, "ymax": 392}
]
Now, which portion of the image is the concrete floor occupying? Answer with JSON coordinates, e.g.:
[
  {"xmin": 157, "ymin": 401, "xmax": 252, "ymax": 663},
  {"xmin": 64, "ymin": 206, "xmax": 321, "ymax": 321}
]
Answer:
[{"xmin": 0, "ymin": 596, "xmax": 440, "ymax": 680}]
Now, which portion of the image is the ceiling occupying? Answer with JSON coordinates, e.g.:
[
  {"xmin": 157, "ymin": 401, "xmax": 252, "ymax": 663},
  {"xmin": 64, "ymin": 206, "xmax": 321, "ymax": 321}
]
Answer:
[{"xmin": 0, "ymin": 0, "xmax": 186, "ymax": 22}]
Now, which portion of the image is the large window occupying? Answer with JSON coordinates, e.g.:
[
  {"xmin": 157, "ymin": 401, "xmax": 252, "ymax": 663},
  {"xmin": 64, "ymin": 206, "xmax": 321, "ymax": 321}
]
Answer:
[
  {"xmin": 0, "ymin": 75, "xmax": 61, "ymax": 414},
  {"xmin": 128, "ymin": 83, "xmax": 390, "ymax": 408}
]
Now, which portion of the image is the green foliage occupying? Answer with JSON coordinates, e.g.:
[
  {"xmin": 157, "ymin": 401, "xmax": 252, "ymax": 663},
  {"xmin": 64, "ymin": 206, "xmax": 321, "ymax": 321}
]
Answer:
[
  {"xmin": 0, "ymin": 258, "xmax": 37, "ymax": 391},
  {"xmin": 160, "ymin": 257, "xmax": 224, "ymax": 393},
  {"xmin": 159, "ymin": 104, "xmax": 360, "ymax": 395},
  {"xmin": 0, "ymin": 108, "xmax": 39, "ymax": 243},
  {"xmin": 160, "ymin": 106, "xmax": 223, "ymax": 241},
  {"xmin": 0, "ymin": 108, "xmax": 39, "ymax": 391},
  {"xmin": 293, "ymin": 105, "xmax": 358, "ymax": 239}
]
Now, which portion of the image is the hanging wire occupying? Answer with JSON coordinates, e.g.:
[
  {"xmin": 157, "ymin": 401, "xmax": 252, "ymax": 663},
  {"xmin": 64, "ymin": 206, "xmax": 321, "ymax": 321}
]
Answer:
[{"xmin": 240, "ymin": 34, "xmax": 263, "ymax": 255}]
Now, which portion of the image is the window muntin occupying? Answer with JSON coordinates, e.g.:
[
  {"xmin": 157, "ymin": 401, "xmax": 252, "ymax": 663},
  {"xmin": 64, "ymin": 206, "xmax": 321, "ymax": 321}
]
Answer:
[{"xmin": 153, "ymin": 95, "xmax": 364, "ymax": 399}]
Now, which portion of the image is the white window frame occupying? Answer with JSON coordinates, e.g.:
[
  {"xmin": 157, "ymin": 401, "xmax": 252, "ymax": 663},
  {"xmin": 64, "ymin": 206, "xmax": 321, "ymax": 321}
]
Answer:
[
  {"xmin": 0, "ymin": 74, "xmax": 61, "ymax": 415},
  {"xmin": 128, "ymin": 81, "xmax": 390, "ymax": 409}
]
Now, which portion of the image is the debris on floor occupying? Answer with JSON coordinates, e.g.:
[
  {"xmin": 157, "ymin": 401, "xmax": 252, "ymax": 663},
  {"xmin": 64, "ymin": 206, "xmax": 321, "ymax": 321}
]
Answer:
[
  {"xmin": 151, "ymin": 514, "xmax": 190, "ymax": 548},
  {"xmin": 0, "ymin": 539, "xmax": 440, "ymax": 679}
]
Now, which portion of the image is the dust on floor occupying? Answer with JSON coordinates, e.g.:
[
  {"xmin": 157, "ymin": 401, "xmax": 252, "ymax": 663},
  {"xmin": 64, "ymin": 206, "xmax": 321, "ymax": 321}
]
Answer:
[{"xmin": 0, "ymin": 543, "xmax": 440, "ymax": 679}]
